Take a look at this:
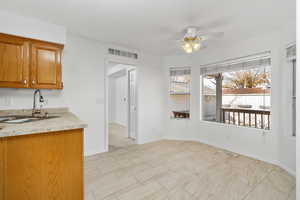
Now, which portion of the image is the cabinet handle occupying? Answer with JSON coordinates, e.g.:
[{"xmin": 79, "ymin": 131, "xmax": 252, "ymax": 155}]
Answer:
[
  {"xmin": 23, "ymin": 80, "xmax": 27, "ymax": 85},
  {"xmin": 32, "ymin": 80, "xmax": 36, "ymax": 84}
]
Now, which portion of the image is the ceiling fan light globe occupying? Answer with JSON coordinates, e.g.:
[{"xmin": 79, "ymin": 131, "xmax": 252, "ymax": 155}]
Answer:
[
  {"xmin": 193, "ymin": 42, "xmax": 201, "ymax": 50},
  {"xmin": 185, "ymin": 47, "xmax": 193, "ymax": 53},
  {"xmin": 182, "ymin": 42, "xmax": 191, "ymax": 49}
]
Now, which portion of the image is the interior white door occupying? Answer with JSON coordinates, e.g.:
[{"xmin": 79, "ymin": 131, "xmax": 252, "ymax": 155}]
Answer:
[
  {"xmin": 128, "ymin": 69, "xmax": 137, "ymax": 139},
  {"xmin": 114, "ymin": 75, "xmax": 128, "ymax": 126}
]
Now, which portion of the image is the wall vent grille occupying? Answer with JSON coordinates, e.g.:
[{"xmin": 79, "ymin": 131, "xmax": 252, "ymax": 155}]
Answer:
[{"xmin": 108, "ymin": 48, "xmax": 138, "ymax": 59}]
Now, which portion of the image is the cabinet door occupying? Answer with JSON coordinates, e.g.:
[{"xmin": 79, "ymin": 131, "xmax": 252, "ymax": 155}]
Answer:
[
  {"xmin": 4, "ymin": 129, "xmax": 83, "ymax": 200},
  {"xmin": 31, "ymin": 42, "xmax": 63, "ymax": 89},
  {"xmin": 0, "ymin": 34, "xmax": 30, "ymax": 88}
]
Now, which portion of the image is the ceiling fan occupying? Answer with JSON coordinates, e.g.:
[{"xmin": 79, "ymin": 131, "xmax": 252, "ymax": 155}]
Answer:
[{"xmin": 174, "ymin": 27, "xmax": 224, "ymax": 54}]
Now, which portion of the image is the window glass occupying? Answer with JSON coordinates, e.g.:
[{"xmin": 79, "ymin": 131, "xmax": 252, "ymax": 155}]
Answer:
[
  {"xmin": 170, "ymin": 68, "xmax": 191, "ymax": 119},
  {"xmin": 201, "ymin": 56, "xmax": 271, "ymax": 130}
]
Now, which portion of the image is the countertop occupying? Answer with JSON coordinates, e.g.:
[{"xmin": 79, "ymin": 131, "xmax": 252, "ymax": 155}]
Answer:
[{"xmin": 0, "ymin": 108, "xmax": 87, "ymax": 138}]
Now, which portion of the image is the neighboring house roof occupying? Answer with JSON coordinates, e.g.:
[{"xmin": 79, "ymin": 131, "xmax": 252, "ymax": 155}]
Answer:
[
  {"xmin": 174, "ymin": 84, "xmax": 270, "ymax": 95},
  {"xmin": 223, "ymin": 88, "xmax": 271, "ymax": 94}
]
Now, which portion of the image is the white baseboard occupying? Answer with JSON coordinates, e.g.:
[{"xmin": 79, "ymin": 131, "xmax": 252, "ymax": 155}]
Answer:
[
  {"xmin": 84, "ymin": 148, "xmax": 106, "ymax": 157},
  {"xmin": 137, "ymin": 137, "xmax": 162, "ymax": 145},
  {"xmin": 163, "ymin": 136, "xmax": 295, "ymax": 176},
  {"xmin": 85, "ymin": 137, "xmax": 296, "ymax": 177},
  {"xmin": 276, "ymin": 162, "xmax": 296, "ymax": 177}
]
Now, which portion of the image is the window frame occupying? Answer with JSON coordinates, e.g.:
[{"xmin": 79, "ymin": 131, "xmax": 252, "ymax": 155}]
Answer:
[
  {"xmin": 199, "ymin": 59, "xmax": 272, "ymax": 131},
  {"xmin": 292, "ymin": 59, "xmax": 296, "ymax": 136},
  {"xmin": 169, "ymin": 67, "xmax": 192, "ymax": 120}
]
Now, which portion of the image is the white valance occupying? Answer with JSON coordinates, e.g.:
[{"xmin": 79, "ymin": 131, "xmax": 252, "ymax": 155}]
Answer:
[
  {"xmin": 286, "ymin": 44, "xmax": 296, "ymax": 61},
  {"xmin": 200, "ymin": 52, "xmax": 271, "ymax": 75}
]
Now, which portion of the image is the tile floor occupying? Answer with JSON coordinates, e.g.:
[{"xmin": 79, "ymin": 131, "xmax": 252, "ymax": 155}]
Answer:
[
  {"xmin": 85, "ymin": 140, "xmax": 296, "ymax": 200},
  {"xmin": 109, "ymin": 123, "xmax": 135, "ymax": 151}
]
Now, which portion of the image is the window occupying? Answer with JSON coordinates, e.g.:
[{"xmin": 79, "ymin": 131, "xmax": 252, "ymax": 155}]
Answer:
[
  {"xmin": 169, "ymin": 67, "xmax": 191, "ymax": 119},
  {"xmin": 287, "ymin": 44, "xmax": 296, "ymax": 136},
  {"xmin": 292, "ymin": 60, "xmax": 296, "ymax": 136},
  {"xmin": 200, "ymin": 53, "xmax": 271, "ymax": 130}
]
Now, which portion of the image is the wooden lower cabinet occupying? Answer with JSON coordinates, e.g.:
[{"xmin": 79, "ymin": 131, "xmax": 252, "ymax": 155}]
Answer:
[{"xmin": 0, "ymin": 129, "xmax": 84, "ymax": 200}]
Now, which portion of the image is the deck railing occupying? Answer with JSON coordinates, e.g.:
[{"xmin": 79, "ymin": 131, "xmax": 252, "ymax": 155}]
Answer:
[{"xmin": 221, "ymin": 107, "xmax": 271, "ymax": 130}]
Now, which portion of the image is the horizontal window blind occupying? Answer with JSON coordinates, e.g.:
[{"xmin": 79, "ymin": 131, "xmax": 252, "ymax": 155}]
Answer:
[
  {"xmin": 200, "ymin": 52, "xmax": 271, "ymax": 75},
  {"xmin": 170, "ymin": 67, "xmax": 191, "ymax": 76},
  {"xmin": 286, "ymin": 44, "xmax": 296, "ymax": 61}
]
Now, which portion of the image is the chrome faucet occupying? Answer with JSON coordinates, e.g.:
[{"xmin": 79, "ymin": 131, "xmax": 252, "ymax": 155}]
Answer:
[{"xmin": 32, "ymin": 89, "xmax": 44, "ymax": 116}]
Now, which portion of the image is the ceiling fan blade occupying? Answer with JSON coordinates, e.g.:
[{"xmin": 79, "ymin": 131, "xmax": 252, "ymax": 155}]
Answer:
[
  {"xmin": 169, "ymin": 31, "xmax": 186, "ymax": 41},
  {"xmin": 200, "ymin": 44, "xmax": 207, "ymax": 50},
  {"xmin": 193, "ymin": 16, "xmax": 233, "ymax": 31},
  {"xmin": 198, "ymin": 32, "xmax": 224, "ymax": 40}
]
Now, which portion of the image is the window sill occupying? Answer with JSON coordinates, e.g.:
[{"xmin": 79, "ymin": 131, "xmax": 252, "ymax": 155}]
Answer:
[
  {"xmin": 199, "ymin": 120, "xmax": 271, "ymax": 133},
  {"xmin": 170, "ymin": 118, "xmax": 191, "ymax": 120},
  {"xmin": 285, "ymin": 135, "xmax": 296, "ymax": 141}
]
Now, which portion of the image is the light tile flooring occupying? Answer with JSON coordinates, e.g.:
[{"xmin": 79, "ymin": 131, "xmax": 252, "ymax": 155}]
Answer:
[
  {"xmin": 85, "ymin": 140, "xmax": 296, "ymax": 200},
  {"xmin": 109, "ymin": 123, "xmax": 135, "ymax": 151}
]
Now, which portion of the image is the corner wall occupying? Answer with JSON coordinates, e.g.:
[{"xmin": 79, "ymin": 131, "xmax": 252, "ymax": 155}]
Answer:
[{"xmin": 163, "ymin": 29, "xmax": 296, "ymax": 174}]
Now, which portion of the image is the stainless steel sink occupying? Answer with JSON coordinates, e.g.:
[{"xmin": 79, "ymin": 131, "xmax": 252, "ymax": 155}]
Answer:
[{"xmin": 0, "ymin": 115, "xmax": 59, "ymax": 124}]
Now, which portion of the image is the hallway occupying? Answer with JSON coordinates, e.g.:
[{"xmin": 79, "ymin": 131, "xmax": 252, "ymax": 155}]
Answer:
[{"xmin": 109, "ymin": 123, "xmax": 135, "ymax": 151}]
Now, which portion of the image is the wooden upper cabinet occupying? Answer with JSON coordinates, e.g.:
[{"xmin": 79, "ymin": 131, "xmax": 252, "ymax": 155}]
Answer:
[
  {"xmin": 0, "ymin": 34, "xmax": 30, "ymax": 88},
  {"xmin": 0, "ymin": 33, "xmax": 63, "ymax": 89},
  {"xmin": 31, "ymin": 42, "xmax": 63, "ymax": 89}
]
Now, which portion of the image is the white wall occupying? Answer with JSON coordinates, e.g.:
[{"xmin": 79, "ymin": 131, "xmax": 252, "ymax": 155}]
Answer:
[
  {"xmin": 137, "ymin": 54, "xmax": 166, "ymax": 144},
  {"xmin": 163, "ymin": 29, "xmax": 296, "ymax": 174},
  {"xmin": 0, "ymin": 11, "xmax": 66, "ymax": 44},
  {"xmin": 278, "ymin": 22, "xmax": 297, "ymax": 176}
]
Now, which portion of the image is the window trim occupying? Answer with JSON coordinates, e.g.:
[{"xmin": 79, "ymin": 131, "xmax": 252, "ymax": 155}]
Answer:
[
  {"xmin": 199, "ymin": 61, "xmax": 272, "ymax": 130},
  {"xmin": 292, "ymin": 59, "xmax": 296, "ymax": 137},
  {"xmin": 199, "ymin": 119, "xmax": 272, "ymax": 133},
  {"xmin": 169, "ymin": 66, "xmax": 192, "ymax": 120}
]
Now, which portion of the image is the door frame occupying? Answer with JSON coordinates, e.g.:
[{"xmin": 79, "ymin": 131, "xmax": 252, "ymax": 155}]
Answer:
[
  {"xmin": 127, "ymin": 68, "xmax": 137, "ymax": 139},
  {"xmin": 104, "ymin": 57, "xmax": 139, "ymax": 152}
]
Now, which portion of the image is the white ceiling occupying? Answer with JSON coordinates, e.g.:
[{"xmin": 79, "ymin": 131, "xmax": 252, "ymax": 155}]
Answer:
[{"xmin": 0, "ymin": 0, "xmax": 295, "ymax": 55}]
